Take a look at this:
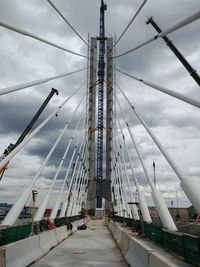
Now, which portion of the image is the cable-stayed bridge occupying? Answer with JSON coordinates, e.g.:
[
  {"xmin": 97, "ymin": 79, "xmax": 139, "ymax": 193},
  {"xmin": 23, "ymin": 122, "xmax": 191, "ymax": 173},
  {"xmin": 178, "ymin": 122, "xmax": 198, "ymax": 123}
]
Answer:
[{"xmin": 0, "ymin": 0, "xmax": 199, "ymax": 266}]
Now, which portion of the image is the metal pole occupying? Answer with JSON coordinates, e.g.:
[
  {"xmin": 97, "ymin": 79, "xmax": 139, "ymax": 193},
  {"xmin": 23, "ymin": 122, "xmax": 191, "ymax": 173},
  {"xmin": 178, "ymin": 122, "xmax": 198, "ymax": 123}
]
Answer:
[{"xmin": 30, "ymin": 190, "xmax": 38, "ymax": 236}]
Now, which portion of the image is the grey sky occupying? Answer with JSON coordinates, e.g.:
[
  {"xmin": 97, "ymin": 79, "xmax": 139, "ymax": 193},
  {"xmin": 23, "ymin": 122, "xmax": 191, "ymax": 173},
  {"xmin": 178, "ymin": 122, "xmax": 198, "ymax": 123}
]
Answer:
[{"xmin": 0, "ymin": 0, "xmax": 199, "ymax": 208}]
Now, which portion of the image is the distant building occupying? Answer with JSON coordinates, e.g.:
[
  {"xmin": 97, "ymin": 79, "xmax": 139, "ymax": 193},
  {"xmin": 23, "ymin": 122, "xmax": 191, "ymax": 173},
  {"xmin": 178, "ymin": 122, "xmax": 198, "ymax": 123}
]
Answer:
[
  {"xmin": 148, "ymin": 206, "xmax": 190, "ymax": 220},
  {"xmin": 0, "ymin": 203, "xmax": 33, "ymax": 219}
]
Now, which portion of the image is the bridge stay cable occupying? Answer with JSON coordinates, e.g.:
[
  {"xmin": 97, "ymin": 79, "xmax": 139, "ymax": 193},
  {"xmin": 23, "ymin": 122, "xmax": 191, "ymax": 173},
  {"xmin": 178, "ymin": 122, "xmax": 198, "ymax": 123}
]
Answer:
[
  {"xmin": 117, "ymin": 146, "xmax": 132, "ymax": 218},
  {"xmin": 0, "ymin": 68, "xmax": 86, "ymax": 96},
  {"xmin": 1, "ymin": 93, "xmax": 86, "ymax": 226},
  {"xmin": 116, "ymin": 94, "xmax": 177, "ymax": 231},
  {"xmin": 70, "ymin": 140, "xmax": 88, "ymax": 215},
  {"xmin": 46, "ymin": 0, "xmax": 89, "ymax": 48},
  {"xmin": 111, "ymin": 0, "xmax": 147, "ymax": 49},
  {"xmin": 67, "ymin": 139, "xmax": 88, "ymax": 216},
  {"xmin": 34, "ymin": 98, "xmax": 86, "ymax": 222},
  {"xmin": 60, "ymin": 110, "xmax": 89, "ymax": 217},
  {"xmin": 0, "ymin": 81, "xmax": 86, "ymax": 177},
  {"xmin": 112, "ymin": 132, "xmax": 131, "ymax": 217},
  {"xmin": 68, "ymin": 102, "xmax": 89, "ymax": 216},
  {"xmin": 60, "ymin": 125, "xmax": 87, "ymax": 218},
  {"xmin": 0, "ymin": 20, "xmax": 88, "ymax": 58},
  {"xmin": 114, "ymin": 10, "xmax": 200, "ymax": 58},
  {"xmin": 113, "ymin": 154, "xmax": 129, "ymax": 217},
  {"xmin": 72, "ymin": 142, "xmax": 89, "ymax": 215},
  {"xmin": 117, "ymin": 83, "xmax": 200, "ymax": 215},
  {"xmin": 115, "ymin": 112, "xmax": 152, "ymax": 222},
  {"xmin": 116, "ymin": 68, "xmax": 200, "ymax": 108},
  {"xmin": 50, "ymin": 105, "xmax": 86, "ymax": 220},
  {"xmin": 112, "ymin": 162, "xmax": 124, "ymax": 216},
  {"xmin": 116, "ymin": 128, "xmax": 140, "ymax": 220},
  {"xmin": 113, "ymin": 167, "xmax": 122, "ymax": 215}
]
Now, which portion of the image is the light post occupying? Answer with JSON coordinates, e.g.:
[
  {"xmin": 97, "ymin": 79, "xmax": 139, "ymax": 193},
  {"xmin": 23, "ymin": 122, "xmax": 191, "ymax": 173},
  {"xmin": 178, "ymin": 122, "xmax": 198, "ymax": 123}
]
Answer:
[{"xmin": 30, "ymin": 190, "xmax": 38, "ymax": 236}]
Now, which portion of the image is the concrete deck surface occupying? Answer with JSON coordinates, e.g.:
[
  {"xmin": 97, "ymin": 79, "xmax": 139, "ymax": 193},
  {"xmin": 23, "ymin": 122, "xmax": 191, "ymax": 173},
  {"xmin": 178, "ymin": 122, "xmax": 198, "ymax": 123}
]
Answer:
[{"xmin": 31, "ymin": 220, "xmax": 128, "ymax": 267}]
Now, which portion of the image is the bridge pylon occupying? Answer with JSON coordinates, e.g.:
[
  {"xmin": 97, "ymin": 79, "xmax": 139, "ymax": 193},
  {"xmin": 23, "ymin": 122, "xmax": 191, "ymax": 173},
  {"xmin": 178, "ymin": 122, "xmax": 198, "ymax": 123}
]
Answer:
[{"xmin": 86, "ymin": 36, "xmax": 113, "ymax": 213}]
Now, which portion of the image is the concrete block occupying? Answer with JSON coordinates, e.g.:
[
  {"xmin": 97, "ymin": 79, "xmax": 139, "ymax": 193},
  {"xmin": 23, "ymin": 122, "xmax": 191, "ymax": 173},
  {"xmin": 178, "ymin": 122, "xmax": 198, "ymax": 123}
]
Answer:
[
  {"xmin": 39, "ymin": 229, "xmax": 57, "ymax": 253},
  {"xmin": 56, "ymin": 226, "xmax": 67, "ymax": 243},
  {"xmin": 0, "ymin": 248, "xmax": 5, "ymax": 267},
  {"xmin": 126, "ymin": 237, "xmax": 153, "ymax": 267},
  {"xmin": 2, "ymin": 219, "xmax": 83, "ymax": 267},
  {"xmin": 112, "ymin": 223, "xmax": 118, "ymax": 239},
  {"xmin": 4, "ymin": 235, "xmax": 43, "ymax": 267},
  {"xmin": 109, "ymin": 221, "xmax": 119, "ymax": 241},
  {"xmin": 149, "ymin": 252, "xmax": 177, "ymax": 267},
  {"xmin": 118, "ymin": 230, "xmax": 129, "ymax": 255}
]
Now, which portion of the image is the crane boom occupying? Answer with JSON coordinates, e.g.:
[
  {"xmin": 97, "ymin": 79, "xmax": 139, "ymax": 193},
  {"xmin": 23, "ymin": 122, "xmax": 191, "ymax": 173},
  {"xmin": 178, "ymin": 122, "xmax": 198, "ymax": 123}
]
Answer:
[{"xmin": 0, "ymin": 88, "xmax": 58, "ymax": 180}]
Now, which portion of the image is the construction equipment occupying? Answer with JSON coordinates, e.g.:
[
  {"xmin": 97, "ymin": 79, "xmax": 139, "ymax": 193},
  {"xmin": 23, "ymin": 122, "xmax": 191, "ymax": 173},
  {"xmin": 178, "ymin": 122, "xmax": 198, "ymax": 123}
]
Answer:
[
  {"xmin": 146, "ymin": 17, "xmax": 200, "ymax": 86},
  {"xmin": 0, "ymin": 88, "xmax": 58, "ymax": 180}
]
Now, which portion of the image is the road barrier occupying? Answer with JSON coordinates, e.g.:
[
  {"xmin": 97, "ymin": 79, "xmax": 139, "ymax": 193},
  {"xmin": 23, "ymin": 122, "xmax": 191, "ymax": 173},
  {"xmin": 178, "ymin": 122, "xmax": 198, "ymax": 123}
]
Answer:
[
  {"xmin": 114, "ymin": 215, "xmax": 200, "ymax": 266},
  {"xmin": 0, "ymin": 217, "xmax": 83, "ymax": 267},
  {"xmin": 0, "ymin": 215, "xmax": 81, "ymax": 246}
]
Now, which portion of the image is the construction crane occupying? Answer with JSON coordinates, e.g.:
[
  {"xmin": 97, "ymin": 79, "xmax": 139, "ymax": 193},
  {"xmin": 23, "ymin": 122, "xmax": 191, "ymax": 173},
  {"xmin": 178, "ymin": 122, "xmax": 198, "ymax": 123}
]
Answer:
[
  {"xmin": 0, "ymin": 88, "xmax": 58, "ymax": 180},
  {"xmin": 146, "ymin": 17, "xmax": 200, "ymax": 86},
  {"xmin": 96, "ymin": 0, "xmax": 107, "ymax": 208}
]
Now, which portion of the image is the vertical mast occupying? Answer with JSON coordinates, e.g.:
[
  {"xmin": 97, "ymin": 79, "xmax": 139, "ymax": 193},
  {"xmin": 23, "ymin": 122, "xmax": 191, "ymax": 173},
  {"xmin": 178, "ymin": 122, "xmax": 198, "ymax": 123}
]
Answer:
[{"xmin": 96, "ymin": 0, "xmax": 107, "ymax": 208}]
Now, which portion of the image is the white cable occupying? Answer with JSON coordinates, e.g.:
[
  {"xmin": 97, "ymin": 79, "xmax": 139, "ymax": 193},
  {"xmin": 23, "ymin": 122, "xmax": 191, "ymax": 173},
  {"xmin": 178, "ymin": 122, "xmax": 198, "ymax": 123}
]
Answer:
[
  {"xmin": 116, "ymin": 69, "xmax": 200, "ymax": 108},
  {"xmin": 112, "ymin": 0, "xmax": 147, "ymax": 49},
  {"xmin": 114, "ymin": 10, "xmax": 200, "ymax": 58},
  {"xmin": 0, "ymin": 68, "xmax": 86, "ymax": 96},
  {"xmin": 0, "ymin": 81, "xmax": 85, "ymax": 174},
  {"xmin": 0, "ymin": 20, "xmax": 87, "ymax": 58}
]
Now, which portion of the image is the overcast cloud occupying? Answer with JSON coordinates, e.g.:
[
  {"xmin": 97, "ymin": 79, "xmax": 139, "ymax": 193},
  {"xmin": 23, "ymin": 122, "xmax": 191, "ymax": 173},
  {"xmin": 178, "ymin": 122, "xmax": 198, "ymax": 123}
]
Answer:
[{"xmin": 0, "ymin": 0, "xmax": 199, "ymax": 209}]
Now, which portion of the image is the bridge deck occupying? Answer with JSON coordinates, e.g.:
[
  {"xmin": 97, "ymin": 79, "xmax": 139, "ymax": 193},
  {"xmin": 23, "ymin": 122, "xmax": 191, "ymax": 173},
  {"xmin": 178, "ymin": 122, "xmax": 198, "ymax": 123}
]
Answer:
[{"xmin": 31, "ymin": 220, "xmax": 128, "ymax": 267}]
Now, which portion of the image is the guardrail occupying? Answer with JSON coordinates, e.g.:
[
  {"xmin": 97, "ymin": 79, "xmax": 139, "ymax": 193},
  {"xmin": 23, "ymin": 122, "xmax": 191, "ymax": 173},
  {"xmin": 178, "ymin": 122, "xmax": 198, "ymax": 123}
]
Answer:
[
  {"xmin": 114, "ymin": 215, "xmax": 200, "ymax": 266},
  {"xmin": 0, "ymin": 215, "xmax": 81, "ymax": 246}
]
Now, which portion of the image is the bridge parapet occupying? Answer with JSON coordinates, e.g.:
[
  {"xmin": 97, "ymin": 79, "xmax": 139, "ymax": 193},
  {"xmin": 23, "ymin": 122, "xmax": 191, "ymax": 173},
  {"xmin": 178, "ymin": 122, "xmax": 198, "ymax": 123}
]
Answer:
[
  {"xmin": 0, "ymin": 215, "xmax": 81, "ymax": 246},
  {"xmin": 113, "ymin": 216, "xmax": 200, "ymax": 266},
  {"xmin": 0, "ymin": 216, "xmax": 83, "ymax": 267}
]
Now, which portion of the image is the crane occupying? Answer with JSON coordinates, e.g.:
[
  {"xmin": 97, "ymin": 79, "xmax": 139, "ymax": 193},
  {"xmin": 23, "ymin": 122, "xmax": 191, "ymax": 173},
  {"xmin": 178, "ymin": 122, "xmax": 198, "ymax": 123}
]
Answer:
[{"xmin": 0, "ymin": 88, "xmax": 58, "ymax": 181}]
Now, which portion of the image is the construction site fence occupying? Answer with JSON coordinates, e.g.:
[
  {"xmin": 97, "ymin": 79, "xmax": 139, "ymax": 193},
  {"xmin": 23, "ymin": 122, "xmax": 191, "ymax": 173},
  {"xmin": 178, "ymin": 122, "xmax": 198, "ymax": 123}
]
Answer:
[
  {"xmin": 0, "ymin": 215, "xmax": 81, "ymax": 246},
  {"xmin": 114, "ymin": 216, "xmax": 200, "ymax": 266}
]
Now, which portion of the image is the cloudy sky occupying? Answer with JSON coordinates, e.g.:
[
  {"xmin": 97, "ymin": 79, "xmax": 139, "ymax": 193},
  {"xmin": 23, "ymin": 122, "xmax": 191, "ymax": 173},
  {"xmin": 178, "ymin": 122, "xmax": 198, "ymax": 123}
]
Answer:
[{"xmin": 0, "ymin": 0, "xmax": 199, "ymax": 210}]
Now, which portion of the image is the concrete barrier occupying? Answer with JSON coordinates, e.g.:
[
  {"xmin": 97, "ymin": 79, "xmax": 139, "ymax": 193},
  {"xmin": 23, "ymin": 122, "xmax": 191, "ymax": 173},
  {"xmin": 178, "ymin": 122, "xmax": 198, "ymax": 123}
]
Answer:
[
  {"xmin": 109, "ymin": 221, "xmax": 191, "ymax": 267},
  {"xmin": 4, "ymin": 235, "xmax": 43, "ymax": 267},
  {"xmin": 39, "ymin": 229, "xmax": 57, "ymax": 253},
  {"xmin": 126, "ymin": 237, "xmax": 153, "ymax": 267},
  {"xmin": 2, "ymin": 219, "xmax": 83, "ymax": 267},
  {"xmin": 0, "ymin": 248, "xmax": 5, "ymax": 267},
  {"xmin": 149, "ymin": 252, "xmax": 178, "ymax": 267},
  {"xmin": 118, "ymin": 230, "xmax": 130, "ymax": 256},
  {"xmin": 55, "ymin": 226, "xmax": 68, "ymax": 243}
]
